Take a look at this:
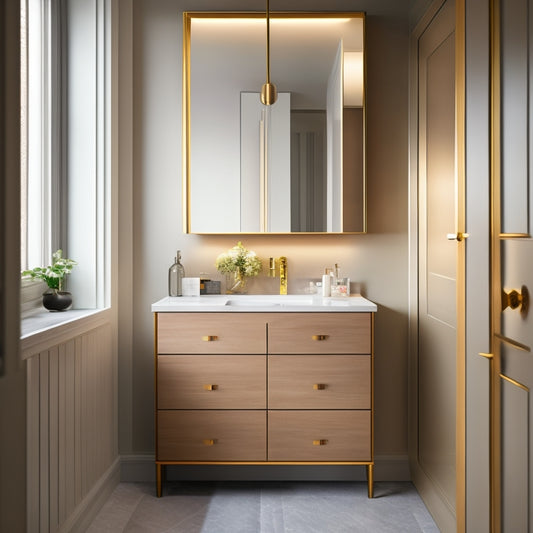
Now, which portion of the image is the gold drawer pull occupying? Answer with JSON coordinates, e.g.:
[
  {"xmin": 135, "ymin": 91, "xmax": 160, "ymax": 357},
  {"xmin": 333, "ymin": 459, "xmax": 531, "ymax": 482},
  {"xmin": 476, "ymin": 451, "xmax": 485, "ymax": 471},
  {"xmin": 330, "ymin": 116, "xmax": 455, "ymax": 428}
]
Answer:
[
  {"xmin": 313, "ymin": 383, "xmax": 326, "ymax": 390},
  {"xmin": 202, "ymin": 335, "xmax": 218, "ymax": 342},
  {"xmin": 203, "ymin": 439, "xmax": 217, "ymax": 446},
  {"xmin": 203, "ymin": 384, "xmax": 218, "ymax": 391},
  {"xmin": 313, "ymin": 439, "xmax": 328, "ymax": 446},
  {"xmin": 312, "ymin": 334, "xmax": 328, "ymax": 341}
]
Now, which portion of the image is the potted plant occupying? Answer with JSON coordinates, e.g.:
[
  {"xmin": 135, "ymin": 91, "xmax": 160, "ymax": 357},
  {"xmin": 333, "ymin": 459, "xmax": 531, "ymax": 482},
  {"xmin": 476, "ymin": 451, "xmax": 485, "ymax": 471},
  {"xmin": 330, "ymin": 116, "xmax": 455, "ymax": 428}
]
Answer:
[
  {"xmin": 21, "ymin": 249, "xmax": 77, "ymax": 311},
  {"xmin": 215, "ymin": 241, "xmax": 262, "ymax": 294}
]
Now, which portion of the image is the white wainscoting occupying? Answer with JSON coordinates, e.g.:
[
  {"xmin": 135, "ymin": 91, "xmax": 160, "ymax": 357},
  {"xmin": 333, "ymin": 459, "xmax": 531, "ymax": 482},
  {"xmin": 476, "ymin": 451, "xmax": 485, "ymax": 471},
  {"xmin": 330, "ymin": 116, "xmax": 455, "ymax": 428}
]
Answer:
[{"xmin": 25, "ymin": 315, "xmax": 118, "ymax": 532}]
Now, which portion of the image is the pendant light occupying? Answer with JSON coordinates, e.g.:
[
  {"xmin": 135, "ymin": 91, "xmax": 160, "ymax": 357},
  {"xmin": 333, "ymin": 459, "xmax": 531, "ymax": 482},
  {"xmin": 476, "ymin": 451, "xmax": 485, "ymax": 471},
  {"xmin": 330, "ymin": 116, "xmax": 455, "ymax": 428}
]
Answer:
[{"xmin": 260, "ymin": 0, "xmax": 277, "ymax": 105}]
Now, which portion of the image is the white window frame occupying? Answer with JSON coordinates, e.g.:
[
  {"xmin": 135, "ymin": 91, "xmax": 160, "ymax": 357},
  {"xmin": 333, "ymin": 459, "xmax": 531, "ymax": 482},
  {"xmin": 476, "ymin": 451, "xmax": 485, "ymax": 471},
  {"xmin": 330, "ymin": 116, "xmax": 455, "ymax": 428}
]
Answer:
[
  {"xmin": 21, "ymin": 0, "xmax": 112, "ymax": 316},
  {"xmin": 21, "ymin": 0, "xmax": 61, "ymax": 273}
]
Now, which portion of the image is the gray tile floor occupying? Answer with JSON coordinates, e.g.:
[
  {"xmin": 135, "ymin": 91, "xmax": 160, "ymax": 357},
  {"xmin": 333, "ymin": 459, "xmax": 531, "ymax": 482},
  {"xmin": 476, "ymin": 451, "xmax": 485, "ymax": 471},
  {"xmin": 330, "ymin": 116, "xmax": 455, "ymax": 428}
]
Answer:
[{"xmin": 86, "ymin": 481, "xmax": 440, "ymax": 532}]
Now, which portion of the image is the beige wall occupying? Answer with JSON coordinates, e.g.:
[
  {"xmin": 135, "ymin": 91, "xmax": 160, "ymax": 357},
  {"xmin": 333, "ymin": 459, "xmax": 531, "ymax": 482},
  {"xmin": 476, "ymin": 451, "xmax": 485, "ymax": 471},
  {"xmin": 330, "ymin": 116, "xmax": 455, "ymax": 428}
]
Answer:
[{"xmin": 119, "ymin": 0, "xmax": 413, "ymax": 470}]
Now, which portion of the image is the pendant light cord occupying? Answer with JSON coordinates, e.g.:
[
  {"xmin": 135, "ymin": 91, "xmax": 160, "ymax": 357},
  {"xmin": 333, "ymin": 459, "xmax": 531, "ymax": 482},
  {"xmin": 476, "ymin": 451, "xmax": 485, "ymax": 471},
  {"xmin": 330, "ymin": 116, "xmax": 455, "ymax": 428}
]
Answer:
[
  {"xmin": 261, "ymin": 0, "xmax": 277, "ymax": 105},
  {"xmin": 266, "ymin": 0, "xmax": 271, "ymax": 84}
]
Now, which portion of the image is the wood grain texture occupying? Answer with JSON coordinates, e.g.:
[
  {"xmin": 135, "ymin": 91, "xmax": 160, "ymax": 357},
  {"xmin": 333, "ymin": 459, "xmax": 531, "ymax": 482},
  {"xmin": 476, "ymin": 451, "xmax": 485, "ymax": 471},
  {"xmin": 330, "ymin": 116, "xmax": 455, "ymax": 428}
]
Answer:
[
  {"xmin": 157, "ymin": 410, "xmax": 267, "ymax": 461},
  {"xmin": 158, "ymin": 355, "xmax": 267, "ymax": 409},
  {"xmin": 157, "ymin": 313, "xmax": 268, "ymax": 354},
  {"xmin": 268, "ymin": 410, "xmax": 371, "ymax": 461},
  {"xmin": 268, "ymin": 355, "xmax": 371, "ymax": 409},
  {"xmin": 267, "ymin": 313, "xmax": 371, "ymax": 354}
]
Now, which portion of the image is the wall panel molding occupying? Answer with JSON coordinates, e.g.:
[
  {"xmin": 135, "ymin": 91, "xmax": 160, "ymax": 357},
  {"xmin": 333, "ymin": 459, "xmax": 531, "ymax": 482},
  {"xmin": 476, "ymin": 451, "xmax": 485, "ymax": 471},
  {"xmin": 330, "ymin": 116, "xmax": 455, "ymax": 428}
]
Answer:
[{"xmin": 27, "ymin": 321, "xmax": 118, "ymax": 532}]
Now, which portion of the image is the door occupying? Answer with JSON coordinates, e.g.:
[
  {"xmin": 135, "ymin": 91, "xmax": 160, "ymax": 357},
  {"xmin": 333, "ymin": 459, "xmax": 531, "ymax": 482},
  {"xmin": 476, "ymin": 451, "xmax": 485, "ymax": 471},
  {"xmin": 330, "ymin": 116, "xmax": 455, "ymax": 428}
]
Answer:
[
  {"xmin": 490, "ymin": 0, "xmax": 533, "ymax": 530},
  {"xmin": 412, "ymin": 1, "xmax": 464, "ymax": 531}
]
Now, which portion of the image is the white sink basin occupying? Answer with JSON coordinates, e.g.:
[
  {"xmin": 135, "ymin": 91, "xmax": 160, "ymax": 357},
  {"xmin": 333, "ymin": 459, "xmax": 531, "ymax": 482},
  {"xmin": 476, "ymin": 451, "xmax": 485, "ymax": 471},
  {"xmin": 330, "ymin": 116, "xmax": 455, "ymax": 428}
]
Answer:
[
  {"xmin": 225, "ymin": 295, "xmax": 314, "ymax": 307},
  {"xmin": 225, "ymin": 300, "xmax": 281, "ymax": 307}
]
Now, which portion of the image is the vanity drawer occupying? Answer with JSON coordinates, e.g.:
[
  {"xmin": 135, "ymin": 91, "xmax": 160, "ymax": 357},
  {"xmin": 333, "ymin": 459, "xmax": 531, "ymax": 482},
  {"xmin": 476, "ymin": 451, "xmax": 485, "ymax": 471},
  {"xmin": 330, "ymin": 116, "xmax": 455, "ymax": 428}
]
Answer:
[
  {"xmin": 157, "ymin": 410, "xmax": 266, "ymax": 461},
  {"xmin": 268, "ymin": 355, "xmax": 370, "ymax": 409},
  {"xmin": 267, "ymin": 313, "xmax": 371, "ymax": 354},
  {"xmin": 158, "ymin": 355, "xmax": 266, "ymax": 409},
  {"xmin": 268, "ymin": 410, "xmax": 371, "ymax": 461},
  {"xmin": 157, "ymin": 313, "xmax": 267, "ymax": 354}
]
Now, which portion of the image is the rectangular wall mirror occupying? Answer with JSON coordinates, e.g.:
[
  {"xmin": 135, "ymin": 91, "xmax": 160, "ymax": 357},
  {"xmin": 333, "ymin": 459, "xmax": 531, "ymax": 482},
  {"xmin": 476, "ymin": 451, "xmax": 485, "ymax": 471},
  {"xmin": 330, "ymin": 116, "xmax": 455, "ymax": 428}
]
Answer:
[{"xmin": 183, "ymin": 12, "xmax": 366, "ymax": 234}]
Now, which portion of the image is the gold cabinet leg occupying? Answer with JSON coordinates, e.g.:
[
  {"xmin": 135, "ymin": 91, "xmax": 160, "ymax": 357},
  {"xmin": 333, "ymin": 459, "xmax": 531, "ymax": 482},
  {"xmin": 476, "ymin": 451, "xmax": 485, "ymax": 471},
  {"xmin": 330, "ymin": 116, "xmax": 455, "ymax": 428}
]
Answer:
[
  {"xmin": 156, "ymin": 464, "xmax": 162, "ymax": 497},
  {"xmin": 366, "ymin": 464, "xmax": 374, "ymax": 498}
]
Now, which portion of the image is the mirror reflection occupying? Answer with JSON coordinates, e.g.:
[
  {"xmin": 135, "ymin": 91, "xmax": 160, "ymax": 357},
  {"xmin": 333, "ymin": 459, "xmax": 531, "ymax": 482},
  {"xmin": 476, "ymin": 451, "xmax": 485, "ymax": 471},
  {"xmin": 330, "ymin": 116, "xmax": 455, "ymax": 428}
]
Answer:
[{"xmin": 184, "ymin": 12, "xmax": 366, "ymax": 234}]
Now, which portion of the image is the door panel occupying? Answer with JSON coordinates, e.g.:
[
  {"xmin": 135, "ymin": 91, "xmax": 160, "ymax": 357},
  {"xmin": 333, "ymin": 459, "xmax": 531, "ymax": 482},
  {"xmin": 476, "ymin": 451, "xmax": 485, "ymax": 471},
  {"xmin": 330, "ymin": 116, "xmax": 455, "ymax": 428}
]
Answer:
[
  {"xmin": 500, "ymin": 0, "xmax": 529, "ymax": 233},
  {"xmin": 416, "ymin": 0, "xmax": 458, "ymax": 525},
  {"xmin": 500, "ymin": 374, "xmax": 529, "ymax": 532},
  {"xmin": 491, "ymin": 0, "xmax": 533, "ymax": 529}
]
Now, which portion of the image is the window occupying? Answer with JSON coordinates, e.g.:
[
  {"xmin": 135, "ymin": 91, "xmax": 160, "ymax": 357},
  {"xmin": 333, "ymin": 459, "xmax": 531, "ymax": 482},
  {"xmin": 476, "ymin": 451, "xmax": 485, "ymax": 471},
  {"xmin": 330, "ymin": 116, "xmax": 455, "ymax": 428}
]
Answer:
[
  {"xmin": 20, "ymin": 0, "xmax": 61, "ymax": 273},
  {"xmin": 20, "ymin": 0, "xmax": 112, "ymax": 312}
]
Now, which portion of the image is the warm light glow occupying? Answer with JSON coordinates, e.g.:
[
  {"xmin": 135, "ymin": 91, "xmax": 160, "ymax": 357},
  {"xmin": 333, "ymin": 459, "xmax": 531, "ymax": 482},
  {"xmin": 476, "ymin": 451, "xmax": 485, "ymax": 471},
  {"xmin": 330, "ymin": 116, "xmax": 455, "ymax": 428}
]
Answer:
[
  {"xmin": 344, "ymin": 51, "xmax": 364, "ymax": 107},
  {"xmin": 192, "ymin": 17, "xmax": 353, "ymax": 26},
  {"xmin": 271, "ymin": 18, "xmax": 353, "ymax": 25}
]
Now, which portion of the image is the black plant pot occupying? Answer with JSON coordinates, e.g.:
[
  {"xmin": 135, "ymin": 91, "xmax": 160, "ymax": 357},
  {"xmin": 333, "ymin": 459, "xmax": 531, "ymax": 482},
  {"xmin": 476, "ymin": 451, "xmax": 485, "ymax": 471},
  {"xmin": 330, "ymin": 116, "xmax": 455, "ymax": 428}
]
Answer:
[{"xmin": 42, "ymin": 290, "xmax": 73, "ymax": 311}]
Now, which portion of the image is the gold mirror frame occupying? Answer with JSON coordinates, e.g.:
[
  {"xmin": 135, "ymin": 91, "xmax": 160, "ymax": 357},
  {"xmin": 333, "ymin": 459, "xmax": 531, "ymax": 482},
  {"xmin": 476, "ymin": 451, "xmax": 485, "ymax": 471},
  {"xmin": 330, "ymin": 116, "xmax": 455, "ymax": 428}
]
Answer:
[{"xmin": 183, "ymin": 11, "xmax": 366, "ymax": 234}]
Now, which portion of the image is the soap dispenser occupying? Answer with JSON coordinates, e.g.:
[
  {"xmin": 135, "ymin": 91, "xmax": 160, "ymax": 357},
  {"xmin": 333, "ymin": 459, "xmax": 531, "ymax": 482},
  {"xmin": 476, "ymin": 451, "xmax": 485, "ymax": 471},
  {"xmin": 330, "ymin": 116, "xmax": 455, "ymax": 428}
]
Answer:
[{"xmin": 168, "ymin": 250, "xmax": 185, "ymax": 297}]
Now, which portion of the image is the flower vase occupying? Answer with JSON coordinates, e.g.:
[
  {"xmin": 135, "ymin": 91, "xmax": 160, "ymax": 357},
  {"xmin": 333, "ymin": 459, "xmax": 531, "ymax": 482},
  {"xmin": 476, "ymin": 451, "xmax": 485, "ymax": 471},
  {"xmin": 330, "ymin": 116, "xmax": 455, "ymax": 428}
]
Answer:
[{"xmin": 226, "ymin": 271, "xmax": 247, "ymax": 294}]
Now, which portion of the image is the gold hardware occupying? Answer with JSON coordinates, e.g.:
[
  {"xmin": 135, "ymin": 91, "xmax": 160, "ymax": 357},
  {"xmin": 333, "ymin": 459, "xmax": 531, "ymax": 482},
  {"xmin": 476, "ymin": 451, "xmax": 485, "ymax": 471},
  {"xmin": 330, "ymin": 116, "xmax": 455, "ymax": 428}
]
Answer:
[
  {"xmin": 269, "ymin": 257, "xmax": 288, "ymax": 294},
  {"xmin": 203, "ymin": 384, "xmax": 218, "ymax": 391},
  {"xmin": 446, "ymin": 232, "xmax": 469, "ymax": 241},
  {"xmin": 313, "ymin": 439, "xmax": 328, "ymax": 446},
  {"xmin": 479, "ymin": 352, "xmax": 494, "ymax": 359},
  {"xmin": 279, "ymin": 257, "xmax": 287, "ymax": 295},
  {"xmin": 203, "ymin": 439, "xmax": 217, "ymax": 446},
  {"xmin": 313, "ymin": 383, "xmax": 326, "ymax": 390},
  {"xmin": 501, "ymin": 285, "xmax": 529, "ymax": 315},
  {"xmin": 312, "ymin": 335, "xmax": 328, "ymax": 341},
  {"xmin": 260, "ymin": 0, "xmax": 277, "ymax": 105},
  {"xmin": 202, "ymin": 335, "xmax": 218, "ymax": 342},
  {"xmin": 268, "ymin": 257, "xmax": 276, "ymax": 277}
]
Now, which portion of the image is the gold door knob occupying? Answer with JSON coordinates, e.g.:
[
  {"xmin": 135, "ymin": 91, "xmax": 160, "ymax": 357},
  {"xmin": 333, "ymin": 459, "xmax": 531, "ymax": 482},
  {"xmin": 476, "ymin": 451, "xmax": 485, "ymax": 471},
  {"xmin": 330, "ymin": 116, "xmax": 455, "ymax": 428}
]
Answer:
[
  {"xmin": 202, "ymin": 335, "xmax": 218, "ymax": 342},
  {"xmin": 313, "ymin": 383, "xmax": 326, "ymax": 390},
  {"xmin": 478, "ymin": 352, "xmax": 494, "ymax": 359},
  {"xmin": 203, "ymin": 439, "xmax": 217, "ymax": 446},
  {"xmin": 203, "ymin": 384, "xmax": 218, "ymax": 391},
  {"xmin": 312, "ymin": 335, "xmax": 328, "ymax": 341},
  {"xmin": 313, "ymin": 439, "xmax": 328, "ymax": 446},
  {"xmin": 446, "ymin": 232, "xmax": 469, "ymax": 241},
  {"xmin": 502, "ymin": 285, "xmax": 529, "ymax": 315}
]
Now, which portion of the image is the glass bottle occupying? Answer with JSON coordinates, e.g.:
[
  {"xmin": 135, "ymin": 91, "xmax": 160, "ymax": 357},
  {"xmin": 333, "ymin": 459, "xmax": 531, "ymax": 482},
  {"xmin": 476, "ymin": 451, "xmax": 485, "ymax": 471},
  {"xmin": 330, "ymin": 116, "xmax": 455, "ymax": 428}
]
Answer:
[{"xmin": 168, "ymin": 250, "xmax": 185, "ymax": 296}]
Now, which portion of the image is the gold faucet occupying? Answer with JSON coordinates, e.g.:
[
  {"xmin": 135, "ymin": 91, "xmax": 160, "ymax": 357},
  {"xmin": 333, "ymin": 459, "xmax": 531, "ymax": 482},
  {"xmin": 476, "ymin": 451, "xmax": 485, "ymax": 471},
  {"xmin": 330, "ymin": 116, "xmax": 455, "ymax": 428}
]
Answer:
[{"xmin": 269, "ymin": 256, "xmax": 288, "ymax": 295}]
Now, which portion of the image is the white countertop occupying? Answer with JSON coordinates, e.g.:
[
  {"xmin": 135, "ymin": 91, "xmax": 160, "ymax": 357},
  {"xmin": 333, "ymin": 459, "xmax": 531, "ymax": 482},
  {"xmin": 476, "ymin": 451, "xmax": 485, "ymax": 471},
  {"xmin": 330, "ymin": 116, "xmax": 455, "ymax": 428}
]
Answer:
[{"xmin": 151, "ymin": 294, "xmax": 377, "ymax": 313}]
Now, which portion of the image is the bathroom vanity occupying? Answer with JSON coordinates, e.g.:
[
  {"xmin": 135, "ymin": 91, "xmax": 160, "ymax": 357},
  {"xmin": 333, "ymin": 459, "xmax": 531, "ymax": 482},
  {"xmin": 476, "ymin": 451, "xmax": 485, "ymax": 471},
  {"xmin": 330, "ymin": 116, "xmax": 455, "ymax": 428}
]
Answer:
[{"xmin": 152, "ymin": 294, "xmax": 377, "ymax": 497}]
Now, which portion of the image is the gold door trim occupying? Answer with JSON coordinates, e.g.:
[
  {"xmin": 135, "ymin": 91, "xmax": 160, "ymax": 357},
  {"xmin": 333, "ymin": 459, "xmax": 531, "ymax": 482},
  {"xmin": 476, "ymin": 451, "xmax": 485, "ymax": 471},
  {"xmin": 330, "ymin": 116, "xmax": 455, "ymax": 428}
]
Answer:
[
  {"xmin": 499, "ymin": 233, "xmax": 531, "ymax": 239},
  {"xmin": 494, "ymin": 333, "xmax": 531, "ymax": 353},
  {"xmin": 500, "ymin": 374, "xmax": 529, "ymax": 392},
  {"xmin": 489, "ymin": 0, "xmax": 502, "ymax": 529}
]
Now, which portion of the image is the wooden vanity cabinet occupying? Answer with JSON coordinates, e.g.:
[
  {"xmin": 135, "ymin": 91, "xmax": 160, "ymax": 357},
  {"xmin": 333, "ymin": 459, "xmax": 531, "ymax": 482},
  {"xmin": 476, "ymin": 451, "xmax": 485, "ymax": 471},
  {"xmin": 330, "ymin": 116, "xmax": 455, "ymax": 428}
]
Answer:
[{"xmin": 154, "ymin": 311, "xmax": 374, "ymax": 497}]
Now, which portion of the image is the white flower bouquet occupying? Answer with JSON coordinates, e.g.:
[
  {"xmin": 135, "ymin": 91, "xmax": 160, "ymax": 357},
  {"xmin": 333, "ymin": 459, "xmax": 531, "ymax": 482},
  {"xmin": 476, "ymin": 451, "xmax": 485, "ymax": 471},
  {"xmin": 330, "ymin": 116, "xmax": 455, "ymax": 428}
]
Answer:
[{"xmin": 215, "ymin": 242, "xmax": 262, "ymax": 293}]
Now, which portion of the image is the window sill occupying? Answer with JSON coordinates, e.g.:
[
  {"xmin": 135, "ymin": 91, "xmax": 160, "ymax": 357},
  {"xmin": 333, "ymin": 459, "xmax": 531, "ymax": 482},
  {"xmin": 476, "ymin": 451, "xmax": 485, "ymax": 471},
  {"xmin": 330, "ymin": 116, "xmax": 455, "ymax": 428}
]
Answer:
[{"xmin": 21, "ymin": 307, "xmax": 113, "ymax": 359}]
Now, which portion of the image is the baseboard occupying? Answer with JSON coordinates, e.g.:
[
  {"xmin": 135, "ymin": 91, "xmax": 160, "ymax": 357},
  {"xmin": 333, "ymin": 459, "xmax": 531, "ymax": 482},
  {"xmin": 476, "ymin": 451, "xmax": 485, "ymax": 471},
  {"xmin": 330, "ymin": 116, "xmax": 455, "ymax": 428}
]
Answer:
[
  {"xmin": 59, "ymin": 456, "xmax": 120, "ymax": 533},
  {"xmin": 411, "ymin": 460, "xmax": 456, "ymax": 533},
  {"xmin": 120, "ymin": 454, "xmax": 410, "ymax": 483},
  {"xmin": 375, "ymin": 454, "xmax": 411, "ymax": 481},
  {"xmin": 120, "ymin": 454, "xmax": 157, "ymax": 482}
]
